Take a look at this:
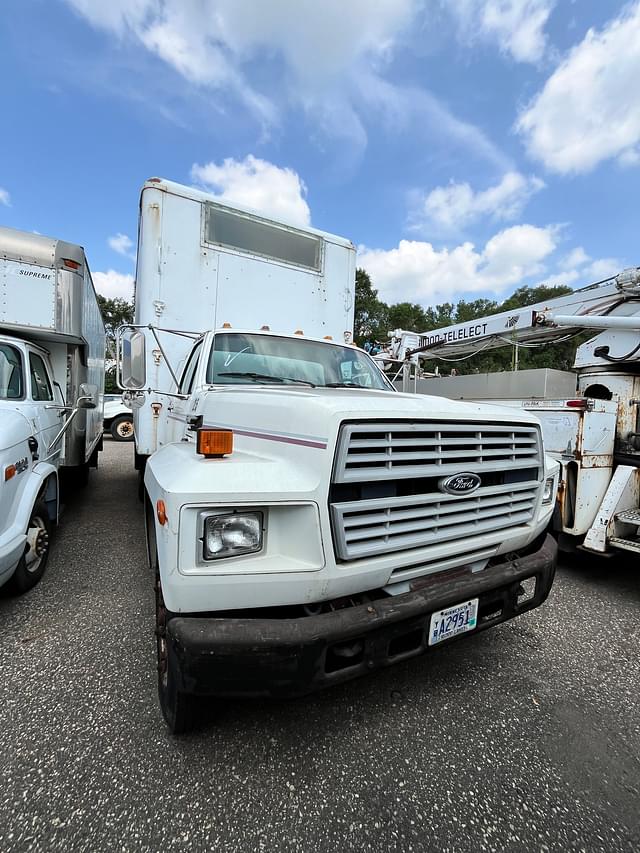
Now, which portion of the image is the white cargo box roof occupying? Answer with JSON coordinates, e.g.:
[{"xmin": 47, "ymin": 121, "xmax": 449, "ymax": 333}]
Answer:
[{"xmin": 142, "ymin": 178, "xmax": 355, "ymax": 249}]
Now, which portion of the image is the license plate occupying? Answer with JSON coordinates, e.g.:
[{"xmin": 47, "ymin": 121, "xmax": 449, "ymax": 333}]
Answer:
[{"xmin": 428, "ymin": 598, "xmax": 478, "ymax": 646}]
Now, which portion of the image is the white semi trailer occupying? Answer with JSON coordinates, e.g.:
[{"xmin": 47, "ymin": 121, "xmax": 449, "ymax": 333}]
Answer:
[
  {"xmin": 120, "ymin": 178, "xmax": 559, "ymax": 733},
  {"xmin": 0, "ymin": 227, "xmax": 105, "ymax": 593}
]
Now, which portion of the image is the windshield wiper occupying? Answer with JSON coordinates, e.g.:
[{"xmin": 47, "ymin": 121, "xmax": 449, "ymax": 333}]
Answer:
[
  {"xmin": 217, "ymin": 372, "xmax": 315, "ymax": 387},
  {"xmin": 323, "ymin": 382, "xmax": 366, "ymax": 388}
]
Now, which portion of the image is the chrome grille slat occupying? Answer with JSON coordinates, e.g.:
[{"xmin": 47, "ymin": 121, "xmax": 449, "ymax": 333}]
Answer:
[
  {"xmin": 331, "ymin": 420, "xmax": 542, "ymax": 561},
  {"xmin": 348, "ymin": 436, "xmax": 537, "ymax": 449},
  {"xmin": 340, "ymin": 511, "xmax": 535, "ymax": 559},
  {"xmin": 342, "ymin": 491, "xmax": 538, "ymax": 532},
  {"xmin": 347, "ymin": 447, "xmax": 537, "ymax": 463},
  {"xmin": 340, "ymin": 459, "xmax": 538, "ymax": 481},
  {"xmin": 344, "ymin": 503, "xmax": 536, "ymax": 543},
  {"xmin": 341, "ymin": 481, "xmax": 538, "ymax": 526}
]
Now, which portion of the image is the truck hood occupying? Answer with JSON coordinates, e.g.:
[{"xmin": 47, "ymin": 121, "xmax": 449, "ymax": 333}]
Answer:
[
  {"xmin": 199, "ymin": 386, "xmax": 541, "ymax": 447},
  {"xmin": 0, "ymin": 407, "xmax": 32, "ymax": 453}
]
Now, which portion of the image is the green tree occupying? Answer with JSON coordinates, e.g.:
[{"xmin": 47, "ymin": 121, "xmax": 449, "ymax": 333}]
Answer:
[
  {"xmin": 353, "ymin": 268, "xmax": 388, "ymax": 345},
  {"xmin": 498, "ymin": 284, "xmax": 572, "ymax": 312},
  {"xmin": 98, "ymin": 295, "xmax": 134, "ymax": 392},
  {"xmin": 387, "ymin": 302, "xmax": 427, "ymax": 334},
  {"xmin": 97, "ymin": 295, "xmax": 135, "ymax": 358},
  {"xmin": 423, "ymin": 302, "xmax": 456, "ymax": 330},
  {"xmin": 455, "ymin": 298, "xmax": 499, "ymax": 323}
]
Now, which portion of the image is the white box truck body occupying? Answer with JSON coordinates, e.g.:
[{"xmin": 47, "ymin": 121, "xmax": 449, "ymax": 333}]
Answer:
[
  {"xmin": 0, "ymin": 227, "xmax": 105, "ymax": 593},
  {"xmin": 123, "ymin": 179, "xmax": 559, "ymax": 732}
]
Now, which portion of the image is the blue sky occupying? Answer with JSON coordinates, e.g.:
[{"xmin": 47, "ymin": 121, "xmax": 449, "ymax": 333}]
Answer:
[{"xmin": 1, "ymin": 0, "xmax": 639, "ymax": 307}]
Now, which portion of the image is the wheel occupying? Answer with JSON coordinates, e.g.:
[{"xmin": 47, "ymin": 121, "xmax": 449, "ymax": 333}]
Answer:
[
  {"xmin": 8, "ymin": 499, "xmax": 52, "ymax": 594},
  {"xmin": 146, "ymin": 500, "xmax": 194, "ymax": 734},
  {"xmin": 111, "ymin": 415, "xmax": 134, "ymax": 442}
]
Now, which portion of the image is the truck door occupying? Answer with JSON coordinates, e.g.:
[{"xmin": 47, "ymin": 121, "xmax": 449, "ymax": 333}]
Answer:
[
  {"xmin": 27, "ymin": 350, "xmax": 63, "ymax": 463},
  {"xmin": 164, "ymin": 340, "xmax": 203, "ymax": 445}
]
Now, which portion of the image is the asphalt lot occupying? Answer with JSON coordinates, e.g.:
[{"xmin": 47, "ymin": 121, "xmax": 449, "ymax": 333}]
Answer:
[{"xmin": 1, "ymin": 440, "xmax": 638, "ymax": 853}]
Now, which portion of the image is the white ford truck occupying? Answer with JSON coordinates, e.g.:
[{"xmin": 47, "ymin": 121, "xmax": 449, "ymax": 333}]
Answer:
[
  {"xmin": 0, "ymin": 227, "xmax": 105, "ymax": 593},
  {"xmin": 121, "ymin": 179, "xmax": 559, "ymax": 732}
]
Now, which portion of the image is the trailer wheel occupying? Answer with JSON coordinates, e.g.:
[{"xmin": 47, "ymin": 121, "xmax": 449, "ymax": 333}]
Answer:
[
  {"xmin": 111, "ymin": 415, "xmax": 134, "ymax": 442},
  {"xmin": 146, "ymin": 500, "xmax": 194, "ymax": 734},
  {"xmin": 9, "ymin": 499, "xmax": 52, "ymax": 594}
]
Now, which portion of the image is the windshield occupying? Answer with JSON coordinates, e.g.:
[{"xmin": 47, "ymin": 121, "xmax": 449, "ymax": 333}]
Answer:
[
  {"xmin": 0, "ymin": 344, "xmax": 23, "ymax": 400},
  {"xmin": 207, "ymin": 333, "xmax": 392, "ymax": 390}
]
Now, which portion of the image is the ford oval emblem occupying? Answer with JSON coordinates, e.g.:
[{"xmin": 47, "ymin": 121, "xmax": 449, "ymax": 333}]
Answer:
[{"xmin": 439, "ymin": 472, "xmax": 481, "ymax": 496}]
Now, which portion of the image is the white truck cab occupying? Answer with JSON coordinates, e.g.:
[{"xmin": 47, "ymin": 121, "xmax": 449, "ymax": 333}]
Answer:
[
  {"xmin": 121, "ymin": 179, "xmax": 559, "ymax": 732},
  {"xmin": 0, "ymin": 227, "xmax": 105, "ymax": 594}
]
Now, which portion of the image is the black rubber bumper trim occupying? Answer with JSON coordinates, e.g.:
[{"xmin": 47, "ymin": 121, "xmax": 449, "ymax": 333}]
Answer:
[{"xmin": 167, "ymin": 533, "xmax": 557, "ymax": 698}]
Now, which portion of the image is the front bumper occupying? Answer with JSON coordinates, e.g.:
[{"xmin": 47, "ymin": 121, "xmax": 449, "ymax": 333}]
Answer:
[{"xmin": 167, "ymin": 533, "xmax": 557, "ymax": 698}]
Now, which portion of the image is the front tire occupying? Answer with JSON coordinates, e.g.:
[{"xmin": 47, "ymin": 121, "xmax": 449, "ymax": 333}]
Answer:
[
  {"xmin": 9, "ymin": 499, "xmax": 52, "ymax": 594},
  {"xmin": 111, "ymin": 415, "xmax": 134, "ymax": 442},
  {"xmin": 146, "ymin": 499, "xmax": 194, "ymax": 734}
]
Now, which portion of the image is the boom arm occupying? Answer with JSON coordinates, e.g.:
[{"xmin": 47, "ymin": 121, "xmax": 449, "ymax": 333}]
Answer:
[{"xmin": 390, "ymin": 268, "xmax": 640, "ymax": 368}]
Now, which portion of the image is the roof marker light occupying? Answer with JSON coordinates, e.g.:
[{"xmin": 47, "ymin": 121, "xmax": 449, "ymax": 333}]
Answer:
[
  {"xmin": 323, "ymin": 335, "xmax": 333, "ymax": 340},
  {"xmin": 62, "ymin": 258, "xmax": 80, "ymax": 270},
  {"xmin": 260, "ymin": 325, "xmax": 270, "ymax": 331},
  {"xmin": 294, "ymin": 329, "xmax": 304, "ymax": 335},
  {"xmin": 222, "ymin": 322, "xmax": 232, "ymax": 329}
]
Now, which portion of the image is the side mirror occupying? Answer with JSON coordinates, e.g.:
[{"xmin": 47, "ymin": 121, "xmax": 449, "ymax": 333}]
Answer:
[
  {"xmin": 121, "ymin": 329, "xmax": 146, "ymax": 390},
  {"xmin": 77, "ymin": 383, "xmax": 98, "ymax": 409},
  {"xmin": 122, "ymin": 390, "xmax": 145, "ymax": 410}
]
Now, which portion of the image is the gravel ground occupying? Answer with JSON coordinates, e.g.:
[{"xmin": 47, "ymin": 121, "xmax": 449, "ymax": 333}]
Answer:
[{"xmin": 1, "ymin": 440, "xmax": 638, "ymax": 853}]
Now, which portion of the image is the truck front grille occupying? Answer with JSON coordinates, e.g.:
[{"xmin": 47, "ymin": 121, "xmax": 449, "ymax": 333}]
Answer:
[{"xmin": 330, "ymin": 421, "xmax": 542, "ymax": 562}]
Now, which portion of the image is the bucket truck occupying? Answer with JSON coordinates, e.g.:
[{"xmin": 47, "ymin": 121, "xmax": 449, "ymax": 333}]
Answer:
[{"xmin": 389, "ymin": 269, "xmax": 640, "ymax": 556}]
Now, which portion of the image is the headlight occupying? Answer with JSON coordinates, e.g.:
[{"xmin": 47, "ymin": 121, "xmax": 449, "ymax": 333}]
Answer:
[
  {"xmin": 202, "ymin": 512, "xmax": 263, "ymax": 560},
  {"xmin": 541, "ymin": 476, "xmax": 555, "ymax": 505}
]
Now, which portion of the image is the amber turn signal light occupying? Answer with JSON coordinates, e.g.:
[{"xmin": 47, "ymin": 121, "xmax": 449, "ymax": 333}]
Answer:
[
  {"xmin": 156, "ymin": 500, "xmax": 167, "ymax": 526},
  {"xmin": 4, "ymin": 465, "xmax": 16, "ymax": 481},
  {"xmin": 197, "ymin": 429, "xmax": 233, "ymax": 458}
]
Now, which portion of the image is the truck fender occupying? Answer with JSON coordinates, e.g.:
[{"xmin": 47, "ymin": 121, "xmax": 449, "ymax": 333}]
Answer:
[{"xmin": 24, "ymin": 463, "xmax": 59, "ymax": 525}]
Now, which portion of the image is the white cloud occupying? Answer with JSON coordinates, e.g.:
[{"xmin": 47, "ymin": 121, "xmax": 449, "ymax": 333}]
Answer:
[
  {"xmin": 517, "ymin": 3, "xmax": 640, "ymax": 173},
  {"xmin": 108, "ymin": 232, "xmax": 135, "ymax": 260},
  {"xmin": 619, "ymin": 147, "xmax": 640, "ymax": 168},
  {"xmin": 358, "ymin": 223, "xmax": 558, "ymax": 304},
  {"xmin": 449, "ymin": 0, "xmax": 555, "ymax": 63},
  {"xmin": 66, "ymin": 0, "xmax": 416, "ymax": 124},
  {"xmin": 480, "ymin": 0, "xmax": 555, "ymax": 62},
  {"xmin": 64, "ymin": 0, "xmax": 151, "ymax": 34},
  {"xmin": 560, "ymin": 247, "xmax": 589, "ymax": 270},
  {"xmin": 0, "ymin": 187, "xmax": 11, "ymax": 207},
  {"xmin": 416, "ymin": 171, "xmax": 544, "ymax": 232},
  {"xmin": 546, "ymin": 247, "xmax": 621, "ymax": 288},
  {"xmin": 191, "ymin": 155, "xmax": 311, "ymax": 226},
  {"xmin": 585, "ymin": 257, "xmax": 621, "ymax": 281},
  {"xmin": 93, "ymin": 270, "xmax": 135, "ymax": 300},
  {"xmin": 358, "ymin": 74, "xmax": 510, "ymax": 172},
  {"xmin": 64, "ymin": 1, "xmax": 507, "ymax": 169}
]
